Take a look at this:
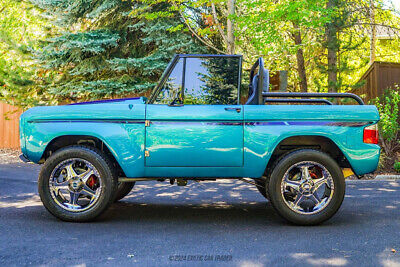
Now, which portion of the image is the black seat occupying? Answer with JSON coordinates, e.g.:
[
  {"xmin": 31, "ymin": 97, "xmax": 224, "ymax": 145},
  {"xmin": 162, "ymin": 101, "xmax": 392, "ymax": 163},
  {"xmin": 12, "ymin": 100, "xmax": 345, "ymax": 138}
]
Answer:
[
  {"xmin": 245, "ymin": 57, "xmax": 269, "ymax": 105},
  {"xmin": 246, "ymin": 74, "xmax": 259, "ymax": 105}
]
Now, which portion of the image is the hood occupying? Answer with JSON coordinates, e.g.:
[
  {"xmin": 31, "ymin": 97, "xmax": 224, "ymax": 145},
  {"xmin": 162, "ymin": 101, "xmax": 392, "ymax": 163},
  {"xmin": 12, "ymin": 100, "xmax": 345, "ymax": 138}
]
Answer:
[
  {"xmin": 69, "ymin": 97, "xmax": 146, "ymax": 106},
  {"xmin": 21, "ymin": 97, "xmax": 146, "ymax": 122}
]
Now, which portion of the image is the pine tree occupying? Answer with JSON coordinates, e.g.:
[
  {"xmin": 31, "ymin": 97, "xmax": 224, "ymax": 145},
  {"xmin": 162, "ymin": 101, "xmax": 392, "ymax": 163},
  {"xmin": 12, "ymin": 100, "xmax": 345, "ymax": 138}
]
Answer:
[{"xmin": 32, "ymin": 0, "xmax": 207, "ymax": 102}]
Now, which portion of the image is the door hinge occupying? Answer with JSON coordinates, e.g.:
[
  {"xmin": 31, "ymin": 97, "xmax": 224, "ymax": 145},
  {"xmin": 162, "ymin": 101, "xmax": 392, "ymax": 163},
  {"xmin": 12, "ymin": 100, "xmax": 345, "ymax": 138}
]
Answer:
[
  {"xmin": 145, "ymin": 150, "xmax": 150, "ymax": 157},
  {"xmin": 145, "ymin": 120, "xmax": 150, "ymax": 127}
]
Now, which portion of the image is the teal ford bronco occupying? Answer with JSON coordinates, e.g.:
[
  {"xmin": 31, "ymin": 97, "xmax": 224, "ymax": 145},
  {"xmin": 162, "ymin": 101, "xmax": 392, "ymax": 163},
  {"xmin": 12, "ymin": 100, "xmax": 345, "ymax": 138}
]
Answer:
[{"xmin": 19, "ymin": 54, "xmax": 380, "ymax": 225}]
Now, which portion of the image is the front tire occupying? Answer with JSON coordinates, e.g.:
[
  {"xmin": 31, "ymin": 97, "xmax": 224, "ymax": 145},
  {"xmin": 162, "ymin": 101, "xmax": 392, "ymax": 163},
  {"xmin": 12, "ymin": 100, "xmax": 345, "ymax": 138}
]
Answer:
[
  {"xmin": 268, "ymin": 149, "xmax": 345, "ymax": 225},
  {"xmin": 38, "ymin": 146, "xmax": 118, "ymax": 222}
]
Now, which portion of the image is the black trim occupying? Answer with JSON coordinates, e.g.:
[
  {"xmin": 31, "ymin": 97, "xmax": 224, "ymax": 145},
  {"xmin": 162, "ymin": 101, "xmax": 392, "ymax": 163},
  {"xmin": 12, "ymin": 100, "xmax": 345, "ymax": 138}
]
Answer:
[
  {"xmin": 181, "ymin": 57, "xmax": 186, "ymax": 103},
  {"xmin": 28, "ymin": 119, "xmax": 145, "ymax": 124},
  {"xmin": 150, "ymin": 121, "xmax": 243, "ymax": 126},
  {"xmin": 237, "ymin": 56, "xmax": 242, "ymax": 105},
  {"xmin": 29, "ymin": 119, "xmax": 370, "ymax": 127},
  {"xmin": 245, "ymin": 121, "xmax": 370, "ymax": 127},
  {"xmin": 69, "ymin": 97, "xmax": 141, "ymax": 105},
  {"xmin": 149, "ymin": 55, "xmax": 180, "ymax": 103},
  {"xmin": 177, "ymin": 54, "xmax": 242, "ymax": 58},
  {"xmin": 262, "ymin": 92, "xmax": 364, "ymax": 105},
  {"xmin": 264, "ymin": 99, "xmax": 333, "ymax": 105},
  {"xmin": 149, "ymin": 54, "xmax": 243, "ymax": 105}
]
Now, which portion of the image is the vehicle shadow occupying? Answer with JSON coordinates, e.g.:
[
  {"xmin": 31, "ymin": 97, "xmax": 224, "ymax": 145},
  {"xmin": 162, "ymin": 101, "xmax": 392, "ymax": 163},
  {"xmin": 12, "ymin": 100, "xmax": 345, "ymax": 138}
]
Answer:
[
  {"xmin": 103, "ymin": 200, "xmax": 283, "ymax": 225},
  {"xmin": 98, "ymin": 180, "xmax": 342, "ymax": 227}
]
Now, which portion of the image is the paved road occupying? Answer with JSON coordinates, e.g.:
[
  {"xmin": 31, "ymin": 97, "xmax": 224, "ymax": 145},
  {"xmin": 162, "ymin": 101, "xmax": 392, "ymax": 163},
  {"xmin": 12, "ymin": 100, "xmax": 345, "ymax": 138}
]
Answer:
[{"xmin": 0, "ymin": 163, "xmax": 399, "ymax": 267}]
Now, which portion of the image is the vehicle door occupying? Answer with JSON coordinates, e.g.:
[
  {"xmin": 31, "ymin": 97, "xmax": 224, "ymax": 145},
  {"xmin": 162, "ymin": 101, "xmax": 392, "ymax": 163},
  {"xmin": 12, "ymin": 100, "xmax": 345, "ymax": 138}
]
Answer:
[{"xmin": 145, "ymin": 55, "xmax": 244, "ymax": 167}]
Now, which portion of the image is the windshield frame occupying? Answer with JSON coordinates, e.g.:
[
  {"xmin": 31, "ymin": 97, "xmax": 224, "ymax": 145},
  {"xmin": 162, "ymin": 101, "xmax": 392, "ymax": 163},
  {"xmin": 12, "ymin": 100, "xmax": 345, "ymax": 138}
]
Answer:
[{"xmin": 148, "ymin": 54, "xmax": 243, "ymax": 105}]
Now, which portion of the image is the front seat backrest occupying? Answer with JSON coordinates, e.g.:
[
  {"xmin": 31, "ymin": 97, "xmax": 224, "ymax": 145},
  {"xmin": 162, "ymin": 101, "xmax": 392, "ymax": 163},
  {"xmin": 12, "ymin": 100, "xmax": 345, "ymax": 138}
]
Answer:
[{"xmin": 245, "ymin": 74, "xmax": 259, "ymax": 105}]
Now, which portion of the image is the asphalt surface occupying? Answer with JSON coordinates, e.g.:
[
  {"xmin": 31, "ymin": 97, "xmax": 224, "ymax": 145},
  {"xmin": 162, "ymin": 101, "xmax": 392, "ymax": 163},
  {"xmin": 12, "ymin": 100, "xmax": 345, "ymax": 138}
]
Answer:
[{"xmin": 0, "ymin": 163, "xmax": 399, "ymax": 267}]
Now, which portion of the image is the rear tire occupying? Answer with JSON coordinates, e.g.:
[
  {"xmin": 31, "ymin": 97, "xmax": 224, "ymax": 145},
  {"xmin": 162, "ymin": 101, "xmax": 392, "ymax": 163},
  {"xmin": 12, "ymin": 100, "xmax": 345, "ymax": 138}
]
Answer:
[
  {"xmin": 268, "ymin": 149, "xmax": 345, "ymax": 225},
  {"xmin": 114, "ymin": 182, "xmax": 135, "ymax": 202},
  {"xmin": 38, "ymin": 146, "xmax": 118, "ymax": 222},
  {"xmin": 254, "ymin": 178, "xmax": 269, "ymax": 199}
]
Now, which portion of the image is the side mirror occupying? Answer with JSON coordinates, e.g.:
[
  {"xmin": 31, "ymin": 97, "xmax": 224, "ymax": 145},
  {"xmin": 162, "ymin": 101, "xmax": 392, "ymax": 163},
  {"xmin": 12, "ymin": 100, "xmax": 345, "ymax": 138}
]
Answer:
[{"xmin": 168, "ymin": 90, "xmax": 184, "ymax": 107}]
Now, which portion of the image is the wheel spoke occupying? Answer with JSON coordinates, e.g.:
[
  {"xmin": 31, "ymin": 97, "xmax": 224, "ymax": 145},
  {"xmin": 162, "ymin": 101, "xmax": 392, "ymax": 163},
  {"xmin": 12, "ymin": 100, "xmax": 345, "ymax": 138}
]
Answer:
[
  {"xmin": 54, "ymin": 185, "xmax": 69, "ymax": 191},
  {"xmin": 300, "ymin": 166, "xmax": 311, "ymax": 181},
  {"xmin": 281, "ymin": 160, "xmax": 335, "ymax": 215},
  {"xmin": 64, "ymin": 162, "xmax": 78, "ymax": 178},
  {"xmin": 79, "ymin": 169, "xmax": 94, "ymax": 183},
  {"xmin": 293, "ymin": 194, "xmax": 304, "ymax": 208},
  {"xmin": 310, "ymin": 192, "xmax": 321, "ymax": 204},
  {"xmin": 284, "ymin": 179, "xmax": 301, "ymax": 192},
  {"xmin": 54, "ymin": 179, "xmax": 69, "ymax": 187},
  {"xmin": 81, "ymin": 185, "xmax": 96, "ymax": 198},
  {"xmin": 49, "ymin": 158, "xmax": 102, "ymax": 212},
  {"xmin": 314, "ymin": 177, "xmax": 328, "ymax": 191},
  {"xmin": 69, "ymin": 192, "xmax": 81, "ymax": 207}
]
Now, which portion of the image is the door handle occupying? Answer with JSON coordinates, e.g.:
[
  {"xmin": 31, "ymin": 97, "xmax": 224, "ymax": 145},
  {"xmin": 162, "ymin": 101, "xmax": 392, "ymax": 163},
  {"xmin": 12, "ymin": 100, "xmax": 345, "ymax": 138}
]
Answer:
[{"xmin": 224, "ymin": 107, "xmax": 241, "ymax": 113}]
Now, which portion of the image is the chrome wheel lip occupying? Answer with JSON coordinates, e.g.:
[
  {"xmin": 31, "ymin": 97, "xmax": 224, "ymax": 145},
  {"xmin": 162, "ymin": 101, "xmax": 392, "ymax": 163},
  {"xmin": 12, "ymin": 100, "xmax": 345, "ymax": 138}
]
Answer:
[
  {"xmin": 280, "ymin": 161, "xmax": 334, "ymax": 215},
  {"xmin": 49, "ymin": 158, "xmax": 102, "ymax": 213}
]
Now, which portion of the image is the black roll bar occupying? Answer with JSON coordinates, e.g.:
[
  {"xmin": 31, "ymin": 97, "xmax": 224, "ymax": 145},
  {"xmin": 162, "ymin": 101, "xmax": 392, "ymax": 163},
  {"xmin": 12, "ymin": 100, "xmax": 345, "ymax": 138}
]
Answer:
[
  {"xmin": 262, "ymin": 92, "xmax": 364, "ymax": 105},
  {"xmin": 264, "ymin": 98, "xmax": 333, "ymax": 105}
]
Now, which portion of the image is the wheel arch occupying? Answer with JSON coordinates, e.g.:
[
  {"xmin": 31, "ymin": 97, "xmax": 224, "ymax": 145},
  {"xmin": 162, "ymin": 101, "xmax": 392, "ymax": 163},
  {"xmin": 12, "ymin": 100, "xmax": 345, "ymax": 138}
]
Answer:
[
  {"xmin": 265, "ymin": 135, "xmax": 352, "ymax": 175},
  {"xmin": 40, "ymin": 135, "xmax": 126, "ymax": 177}
]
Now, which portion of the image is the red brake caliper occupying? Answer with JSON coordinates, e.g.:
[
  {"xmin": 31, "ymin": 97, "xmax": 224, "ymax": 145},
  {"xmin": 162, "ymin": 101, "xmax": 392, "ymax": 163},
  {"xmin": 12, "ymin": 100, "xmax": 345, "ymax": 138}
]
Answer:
[{"xmin": 86, "ymin": 175, "xmax": 98, "ymax": 189}]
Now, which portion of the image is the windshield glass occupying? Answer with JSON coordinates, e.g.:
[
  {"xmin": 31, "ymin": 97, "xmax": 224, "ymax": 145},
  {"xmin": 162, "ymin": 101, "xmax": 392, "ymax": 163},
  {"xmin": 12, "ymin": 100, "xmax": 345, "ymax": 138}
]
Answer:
[{"xmin": 151, "ymin": 55, "xmax": 241, "ymax": 105}]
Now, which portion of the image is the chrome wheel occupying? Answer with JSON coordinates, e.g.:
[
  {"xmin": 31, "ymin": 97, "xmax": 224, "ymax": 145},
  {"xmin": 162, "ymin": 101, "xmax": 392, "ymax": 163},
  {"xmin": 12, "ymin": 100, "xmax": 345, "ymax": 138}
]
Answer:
[
  {"xmin": 281, "ymin": 161, "xmax": 334, "ymax": 215},
  {"xmin": 49, "ymin": 158, "xmax": 102, "ymax": 212}
]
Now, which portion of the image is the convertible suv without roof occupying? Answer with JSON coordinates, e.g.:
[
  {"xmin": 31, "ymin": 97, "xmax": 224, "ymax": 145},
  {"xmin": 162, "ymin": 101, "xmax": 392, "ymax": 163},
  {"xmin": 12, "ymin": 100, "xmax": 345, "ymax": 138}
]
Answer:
[{"xmin": 19, "ymin": 54, "xmax": 380, "ymax": 225}]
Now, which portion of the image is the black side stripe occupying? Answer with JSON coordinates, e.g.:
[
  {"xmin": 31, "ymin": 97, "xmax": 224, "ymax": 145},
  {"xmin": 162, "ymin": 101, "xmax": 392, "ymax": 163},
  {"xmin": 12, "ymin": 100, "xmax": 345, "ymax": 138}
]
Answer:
[
  {"xmin": 245, "ymin": 121, "xmax": 370, "ymax": 127},
  {"xmin": 28, "ymin": 119, "xmax": 370, "ymax": 127},
  {"xmin": 28, "ymin": 119, "xmax": 145, "ymax": 124}
]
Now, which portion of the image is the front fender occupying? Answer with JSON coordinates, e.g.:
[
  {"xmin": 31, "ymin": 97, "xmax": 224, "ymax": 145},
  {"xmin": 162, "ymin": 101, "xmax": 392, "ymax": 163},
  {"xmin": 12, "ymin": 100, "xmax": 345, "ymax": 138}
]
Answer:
[{"xmin": 24, "ymin": 121, "xmax": 145, "ymax": 177}]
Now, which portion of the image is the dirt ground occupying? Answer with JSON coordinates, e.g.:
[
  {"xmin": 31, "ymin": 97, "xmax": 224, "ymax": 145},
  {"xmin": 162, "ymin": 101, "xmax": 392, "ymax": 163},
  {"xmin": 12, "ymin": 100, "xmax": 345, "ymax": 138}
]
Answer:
[{"xmin": 0, "ymin": 148, "xmax": 21, "ymax": 164}]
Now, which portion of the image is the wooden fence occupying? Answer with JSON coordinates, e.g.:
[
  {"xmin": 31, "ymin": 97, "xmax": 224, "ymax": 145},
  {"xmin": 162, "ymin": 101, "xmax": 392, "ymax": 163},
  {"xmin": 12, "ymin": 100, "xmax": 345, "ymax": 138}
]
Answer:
[
  {"xmin": 0, "ymin": 102, "xmax": 22, "ymax": 149},
  {"xmin": 351, "ymin": 61, "xmax": 400, "ymax": 102}
]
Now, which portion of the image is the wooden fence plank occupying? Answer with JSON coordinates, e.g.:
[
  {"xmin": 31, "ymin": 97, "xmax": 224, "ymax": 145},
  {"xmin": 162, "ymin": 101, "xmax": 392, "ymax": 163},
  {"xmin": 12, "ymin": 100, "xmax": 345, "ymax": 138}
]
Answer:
[{"xmin": 0, "ymin": 102, "xmax": 22, "ymax": 149}]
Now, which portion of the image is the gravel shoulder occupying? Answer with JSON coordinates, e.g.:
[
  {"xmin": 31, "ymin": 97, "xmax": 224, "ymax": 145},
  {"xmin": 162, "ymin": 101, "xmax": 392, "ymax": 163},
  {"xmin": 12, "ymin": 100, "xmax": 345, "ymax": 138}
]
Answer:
[{"xmin": 0, "ymin": 149, "xmax": 21, "ymax": 164}]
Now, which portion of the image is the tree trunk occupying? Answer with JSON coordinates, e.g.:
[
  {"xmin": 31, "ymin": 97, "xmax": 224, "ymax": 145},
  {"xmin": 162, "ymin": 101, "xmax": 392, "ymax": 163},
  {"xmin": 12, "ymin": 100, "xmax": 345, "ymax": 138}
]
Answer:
[
  {"xmin": 227, "ymin": 0, "xmax": 235, "ymax": 54},
  {"xmin": 327, "ymin": 47, "xmax": 338, "ymax": 92},
  {"xmin": 292, "ymin": 23, "xmax": 308, "ymax": 92},
  {"xmin": 370, "ymin": 0, "xmax": 376, "ymax": 63},
  {"xmin": 326, "ymin": 0, "xmax": 339, "ymax": 93}
]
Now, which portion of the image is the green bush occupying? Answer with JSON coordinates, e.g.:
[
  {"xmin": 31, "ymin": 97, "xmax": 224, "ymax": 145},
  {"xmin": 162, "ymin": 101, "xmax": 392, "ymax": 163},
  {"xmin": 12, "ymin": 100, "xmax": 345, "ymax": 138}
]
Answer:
[
  {"xmin": 372, "ymin": 85, "xmax": 400, "ymax": 160},
  {"xmin": 394, "ymin": 162, "xmax": 400, "ymax": 173}
]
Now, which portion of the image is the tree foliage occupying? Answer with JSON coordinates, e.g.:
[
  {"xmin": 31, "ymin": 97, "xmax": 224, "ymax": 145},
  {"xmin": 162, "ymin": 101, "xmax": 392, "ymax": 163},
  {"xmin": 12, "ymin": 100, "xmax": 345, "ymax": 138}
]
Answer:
[
  {"xmin": 237, "ymin": 0, "xmax": 400, "ymax": 93},
  {"xmin": 32, "ymin": 0, "xmax": 207, "ymax": 103},
  {"xmin": 0, "ymin": 0, "xmax": 399, "ymax": 106},
  {"xmin": 0, "ymin": 0, "xmax": 55, "ymax": 107}
]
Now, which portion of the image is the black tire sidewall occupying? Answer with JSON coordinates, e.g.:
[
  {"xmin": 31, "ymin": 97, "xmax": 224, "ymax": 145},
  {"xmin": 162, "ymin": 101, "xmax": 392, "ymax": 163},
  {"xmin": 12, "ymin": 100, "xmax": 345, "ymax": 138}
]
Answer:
[
  {"xmin": 268, "ymin": 149, "xmax": 345, "ymax": 225},
  {"xmin": 114, "ymin": 182, "xmax": 135, "ymax": 202},
  {"xmin": 38, "ymin": 146, "xmax": 117, "ymax": 222},
  {"xmin": 254, "ymin": 179, "xmax": 268, "ymax": 199}
]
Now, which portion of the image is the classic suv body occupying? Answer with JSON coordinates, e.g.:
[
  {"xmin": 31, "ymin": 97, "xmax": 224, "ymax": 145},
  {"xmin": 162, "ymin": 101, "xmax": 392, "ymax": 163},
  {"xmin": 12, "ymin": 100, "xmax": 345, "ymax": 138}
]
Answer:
[
  {"xmin": 20, "ymin": 97, "xmax": 380, "ymax": 178},
  {"xmin": 19, "ymin": 54, "xmax": 381, "ymax": 224}
]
